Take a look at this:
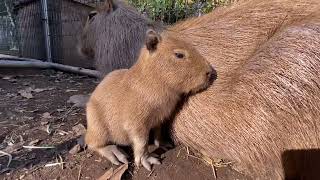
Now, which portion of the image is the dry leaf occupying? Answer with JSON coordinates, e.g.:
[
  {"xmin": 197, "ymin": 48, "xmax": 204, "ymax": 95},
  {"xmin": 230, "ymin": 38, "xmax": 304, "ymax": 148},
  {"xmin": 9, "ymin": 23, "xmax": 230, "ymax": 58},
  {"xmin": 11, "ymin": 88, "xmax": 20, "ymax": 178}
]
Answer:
[
  {"xmin": 42, "ymin": 112, "xmax": 52, "ymax": 119},
  {"xmin": 86, "ymin": 153, "xmax": 93, "ymax": 158},
  {"xmin": 40, "ymin": 121, "xmax": 49, "ymax": 125},
  {"xmin": 33, "ymin": 87, "xmax": 55, "ymax": 93},
  {"xmin": 18, "ymin": 90, "xmax": 33, "ymax": 99},
  {"xmin": 98, "ymin": 168, "xmax": 114, "ymax": 180},
  {"xmin": 67, "ymin": 95, "xmax": 90, "ymax": 108},
  {"xmin": 2, "ymin": 76, "xmax": 13, "ymax": 80},
  {"xmin": 72, "ymin": 124, "xmax": 86, "ymax": 136},
  {"xmin": 69, "ymin": 144, "xmax": 81, "ymax": 155},
  {"xmin": 3, "ymin": 141, "xmax": 24, "ymax": 154},
  {"xmin": 22, "ymin": 82, "xmax": 30, "ymax": 86},
  {"xmin": 28, "ymin": 139, "xmax": 41, "ymax": 146},
  {"xmin": 5, "ymin": 93, "xmax": 16, "ymax": 98},
  {"xmin": 18, "ymin": 87, "xmax": 54, "ymax": 99},
  {"xmin": 33, "ymin": 88, "xmax": 47, "ymax": 93},
  {"xmin": 98, "ymin": 164, "xmax": 128, "ymax": 180},
  {"xmin": 2, "ymin": 75, "xmax": 17, "ymax": 82},
  {"xmin": 8, "ymin": 79, "xmax": 17, "ymax": 83},
  {"xmin": 56, "ymin": 109, "xmax": 65, "ymax": 112}
]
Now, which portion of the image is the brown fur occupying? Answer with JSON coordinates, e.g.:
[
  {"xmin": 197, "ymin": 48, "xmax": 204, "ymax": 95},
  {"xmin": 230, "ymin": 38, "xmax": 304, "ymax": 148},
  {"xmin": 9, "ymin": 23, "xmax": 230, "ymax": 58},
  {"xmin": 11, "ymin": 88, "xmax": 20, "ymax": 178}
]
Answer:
[
  {"xmin": 85, "ymin": 30, "xmax": 213, "ymax": 170},
  {"xmin": 169, "ymin": 0, "xmax": 320, "ymax": 179},
  {"xmin": 81, "ymin": 0, "xmax": 320, "ymax": 178}
]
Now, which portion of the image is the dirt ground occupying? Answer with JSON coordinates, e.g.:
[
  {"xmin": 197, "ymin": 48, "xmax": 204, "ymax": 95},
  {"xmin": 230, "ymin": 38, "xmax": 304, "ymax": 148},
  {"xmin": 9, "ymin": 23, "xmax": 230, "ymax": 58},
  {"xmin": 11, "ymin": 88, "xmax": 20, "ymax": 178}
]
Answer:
[{"xmin": 0, "ymin": 69, "xmax": 247, "ymax": 180}]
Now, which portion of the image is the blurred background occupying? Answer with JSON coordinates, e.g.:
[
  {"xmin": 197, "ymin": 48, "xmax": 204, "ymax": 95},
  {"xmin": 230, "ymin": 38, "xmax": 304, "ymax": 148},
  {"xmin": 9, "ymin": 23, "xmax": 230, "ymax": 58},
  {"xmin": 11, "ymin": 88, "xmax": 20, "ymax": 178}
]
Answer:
[{"xmin": 0, "ymin": 0, "xmax": 235, "ymax": 67}]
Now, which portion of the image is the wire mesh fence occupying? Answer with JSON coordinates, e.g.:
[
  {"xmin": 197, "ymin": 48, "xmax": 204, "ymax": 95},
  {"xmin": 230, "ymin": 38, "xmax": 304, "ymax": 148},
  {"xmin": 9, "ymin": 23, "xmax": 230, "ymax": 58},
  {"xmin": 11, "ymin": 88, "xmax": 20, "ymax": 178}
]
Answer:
[
  {"xmin": 0, "ymin": 0, "xmax": 19, "ymax": 56},
  {"xmin": 0, "ymin": 0, "xmax": 233, "ymax": 67}
]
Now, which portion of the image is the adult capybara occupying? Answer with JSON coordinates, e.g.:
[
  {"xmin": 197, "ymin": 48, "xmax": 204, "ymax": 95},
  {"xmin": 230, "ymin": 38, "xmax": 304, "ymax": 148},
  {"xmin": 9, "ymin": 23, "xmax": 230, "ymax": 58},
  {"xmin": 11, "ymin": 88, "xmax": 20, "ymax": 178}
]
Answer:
[
  {"xmin": 85, "ymin": 29, "xmax": 213, "ymax": 171},
  {"xmin": 82, "ymin": 0, "xmax": 320, "ymax": 179},
  {"xmin": 78, "ymin": 0, "xmax": 162, "ymax": 75},
  {"xmin": 170, "ymin": 1, "xmax": 320, "ymax": 179}
]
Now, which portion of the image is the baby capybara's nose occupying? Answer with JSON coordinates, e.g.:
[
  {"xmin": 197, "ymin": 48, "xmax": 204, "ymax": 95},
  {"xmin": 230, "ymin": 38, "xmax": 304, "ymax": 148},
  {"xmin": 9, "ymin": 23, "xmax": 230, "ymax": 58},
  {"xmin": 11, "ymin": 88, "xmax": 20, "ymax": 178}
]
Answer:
[
  {"xmin": 206, "ymin": 66, "xmax": 217, "ymax": 83},
  {"xmin": 205, "ymin": 66, "xmax": 213, "ymax": 78}
]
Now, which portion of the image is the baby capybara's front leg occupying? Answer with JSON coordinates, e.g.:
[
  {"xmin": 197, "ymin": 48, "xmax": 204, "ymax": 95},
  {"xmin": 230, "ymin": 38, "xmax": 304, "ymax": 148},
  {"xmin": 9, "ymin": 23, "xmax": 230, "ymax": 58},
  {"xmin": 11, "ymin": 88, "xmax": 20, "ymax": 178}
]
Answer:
[
  {"xmin": 96, "ymin": 145, "xmax": 129, "ymax": 165},
  {"xmin": 85, "ymin": 130, "xmax": 129, "ymax": 165},
  {"xmin": 131, "ymin": 130, "xmax": 161, "ymax": 171},
  {"xmin": 85, "ymin": 114, "xmax": 128, "ymax": 165}
]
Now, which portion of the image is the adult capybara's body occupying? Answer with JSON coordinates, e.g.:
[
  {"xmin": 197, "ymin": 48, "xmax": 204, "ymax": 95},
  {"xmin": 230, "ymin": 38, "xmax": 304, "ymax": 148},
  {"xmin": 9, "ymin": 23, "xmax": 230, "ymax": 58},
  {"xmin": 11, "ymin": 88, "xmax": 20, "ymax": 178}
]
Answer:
[
  {"xmin": 82, "ymin": 0, "xmax": 320, "ymax": 179},
  {"xmin": 170, "ymin": 0, "xmax": 320, "ymax": 179},
  {"xmin": 78, "ymin": 0, "xmax": 162, "ymax": 75}
]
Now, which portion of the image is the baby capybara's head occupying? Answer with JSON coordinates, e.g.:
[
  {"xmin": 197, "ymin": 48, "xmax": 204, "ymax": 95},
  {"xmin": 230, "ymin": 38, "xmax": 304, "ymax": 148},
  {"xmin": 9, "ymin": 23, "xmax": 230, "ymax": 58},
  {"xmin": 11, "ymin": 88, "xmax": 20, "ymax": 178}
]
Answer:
[{"xmin": 138, "ymin": 30, "xmax": 214, "ymax": 94}]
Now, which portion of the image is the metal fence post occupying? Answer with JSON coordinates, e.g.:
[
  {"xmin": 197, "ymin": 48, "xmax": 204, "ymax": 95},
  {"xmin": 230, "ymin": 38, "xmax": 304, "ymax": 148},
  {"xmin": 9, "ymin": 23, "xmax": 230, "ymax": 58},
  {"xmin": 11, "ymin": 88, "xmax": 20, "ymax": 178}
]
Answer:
[{"xmin": 41, "ymin": 0, "xmax": 52, "ymax": 62}]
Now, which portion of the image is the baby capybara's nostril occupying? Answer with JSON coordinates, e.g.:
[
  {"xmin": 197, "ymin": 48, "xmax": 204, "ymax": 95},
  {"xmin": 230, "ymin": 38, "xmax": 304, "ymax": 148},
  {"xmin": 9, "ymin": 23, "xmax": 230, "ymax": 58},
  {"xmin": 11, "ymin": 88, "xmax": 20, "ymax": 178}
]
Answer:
[{"xmin": 206, "ymin": 71, "xmax": 211, "ymax": 77}]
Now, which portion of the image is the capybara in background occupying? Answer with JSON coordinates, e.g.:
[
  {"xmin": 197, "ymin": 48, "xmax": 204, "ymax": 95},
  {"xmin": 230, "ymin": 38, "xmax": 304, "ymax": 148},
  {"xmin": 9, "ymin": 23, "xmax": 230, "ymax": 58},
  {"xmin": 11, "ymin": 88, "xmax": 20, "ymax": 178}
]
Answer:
[
  {"xmin": 81, "ymin": 0, "xmax": 320, "ymax": 178},
  {"xmin": 78, "ymin": 0, "xmax": 162, "ymax": 75},
  {"xmin": 85, "ymin": 29, "xmax": 213, "ymax": 171}
]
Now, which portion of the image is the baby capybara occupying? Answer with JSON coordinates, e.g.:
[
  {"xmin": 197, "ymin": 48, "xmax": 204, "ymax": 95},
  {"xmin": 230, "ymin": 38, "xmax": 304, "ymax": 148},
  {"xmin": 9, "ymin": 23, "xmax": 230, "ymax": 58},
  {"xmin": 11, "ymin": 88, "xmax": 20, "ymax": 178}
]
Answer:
[{"xmin": 85, "ymin": 29, "xmax": 213, "ymax": 170}]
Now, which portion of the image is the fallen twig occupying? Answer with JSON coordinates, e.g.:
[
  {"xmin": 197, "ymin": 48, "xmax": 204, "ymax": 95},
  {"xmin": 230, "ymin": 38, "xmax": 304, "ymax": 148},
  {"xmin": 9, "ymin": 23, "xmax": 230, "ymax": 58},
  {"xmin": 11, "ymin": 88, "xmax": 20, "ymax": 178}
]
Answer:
[
  {"xmin": 23, "ymin": 145, "xmax": 55, "ymax": 149},
  {"xmin": 44, "ymin": 162, "xmax": 65, "ymax": 167},
  {"xmin": 0, "ymin": 60, "xmax": 102, "ymax": 78},
  {"xmin": 58, "ymin": 155, "xmax": 64, "ymax": 169},
  {"xmin": 78, "ymin": 165, "xmax": 82, "ymax": 180},
  {"xmin": 186, "ymin": 146, "xmax": 190, "ymax": 159},
  {"xmin": 147, "ymin": 169, "xmax": 155, "ymax": 177},
  {"xmin": 46, "ymin": 124, "xmax": 53, "ymax": 135},
  {"xmin": 0, "ymin": 150, "xmax": 12, "ymax": 167},
  {"xmin": 176, "ymin": 147, "xmax": 184, "ymax": 158},
  {"xmin": 187, "ymin": 154, "xmax": 203, "ymax": 161},
  {"xmin": 211, "ymin": 163, "xmax": 217, "ymax": 180}
]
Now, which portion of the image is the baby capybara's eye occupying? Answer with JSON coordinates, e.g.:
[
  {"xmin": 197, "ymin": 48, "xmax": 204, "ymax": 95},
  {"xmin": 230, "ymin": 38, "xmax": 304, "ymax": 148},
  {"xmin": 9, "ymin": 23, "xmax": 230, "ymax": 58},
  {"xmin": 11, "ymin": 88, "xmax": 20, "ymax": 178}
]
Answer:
[{"xmin": 175, "ymin": 52, "xmax": 185, "ymax": 59}]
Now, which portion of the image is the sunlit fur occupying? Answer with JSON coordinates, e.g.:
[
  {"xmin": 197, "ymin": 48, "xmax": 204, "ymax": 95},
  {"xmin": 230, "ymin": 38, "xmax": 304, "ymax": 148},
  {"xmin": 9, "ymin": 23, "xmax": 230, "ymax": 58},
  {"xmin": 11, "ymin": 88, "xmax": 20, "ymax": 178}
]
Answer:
[
  {"xmin": 82, "ymin": 0, "xmax": 320, "ymax": 178},
  {"xmin": 170, "ymin": 1, "xmax": 320, "ymax": 179}
]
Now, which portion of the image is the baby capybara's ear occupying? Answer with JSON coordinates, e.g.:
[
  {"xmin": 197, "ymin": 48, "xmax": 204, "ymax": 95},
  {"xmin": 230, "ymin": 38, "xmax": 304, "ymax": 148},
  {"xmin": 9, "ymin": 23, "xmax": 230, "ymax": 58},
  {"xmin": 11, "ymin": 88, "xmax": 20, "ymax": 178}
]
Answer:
[{"xmin": 145, "ymin": 29, "xmax": 161, "ymax": 52}]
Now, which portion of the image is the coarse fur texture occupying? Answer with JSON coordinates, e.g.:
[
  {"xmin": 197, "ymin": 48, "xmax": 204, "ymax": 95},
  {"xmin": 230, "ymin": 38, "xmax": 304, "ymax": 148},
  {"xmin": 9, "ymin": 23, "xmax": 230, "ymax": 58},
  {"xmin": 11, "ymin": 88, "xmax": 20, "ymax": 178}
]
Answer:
[
  {"xmin": 170, "ymin": 0, "xmax": 320, "ymax": 179},
  {"xmin": 78, "ymin": 0, "xmax": 162, "ymax": 75},
  {"xmin": 81, "ymin": 0, "xmax": 320, "ymax": 178},
  {"xmin": 85, "ymin": 30, "xmax": 213, "ymax": 171}
]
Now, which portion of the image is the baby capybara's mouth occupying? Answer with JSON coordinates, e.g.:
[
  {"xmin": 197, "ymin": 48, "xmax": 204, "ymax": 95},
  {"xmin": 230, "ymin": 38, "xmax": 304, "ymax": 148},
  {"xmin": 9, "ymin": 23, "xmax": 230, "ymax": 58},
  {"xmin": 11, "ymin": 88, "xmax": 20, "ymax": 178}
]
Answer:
[{"xmin": 190, "ymin": 67, "xmax": 217, "ymax": 95}]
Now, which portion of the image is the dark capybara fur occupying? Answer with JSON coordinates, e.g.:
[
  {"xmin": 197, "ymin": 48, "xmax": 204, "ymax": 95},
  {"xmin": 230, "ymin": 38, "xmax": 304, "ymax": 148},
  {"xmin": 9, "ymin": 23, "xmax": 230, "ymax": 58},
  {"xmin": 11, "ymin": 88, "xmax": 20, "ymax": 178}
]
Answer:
[{"xmin": 78, "ymin": 0, "xmax": 162, "ymax": 75}]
